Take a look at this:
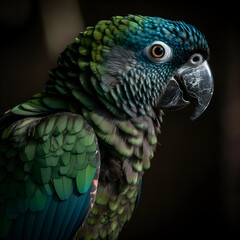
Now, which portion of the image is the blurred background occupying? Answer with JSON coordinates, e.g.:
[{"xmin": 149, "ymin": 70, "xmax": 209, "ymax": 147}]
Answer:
[{"xmin": 0, "ymin": 0, "xmax": 239, "ymax": 239}]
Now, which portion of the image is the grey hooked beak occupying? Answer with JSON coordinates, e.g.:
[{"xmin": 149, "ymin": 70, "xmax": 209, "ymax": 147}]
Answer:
[{"xmin": 158, "ymin": 53, "xmax": 214, "ymax": 120}]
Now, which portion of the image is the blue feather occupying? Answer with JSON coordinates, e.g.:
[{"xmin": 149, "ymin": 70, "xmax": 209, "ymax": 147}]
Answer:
[
  {"xmin": 11, "ymin": 214, "xmax": 25, "ymax": 240},
  {"xmin": 62, "ymin": 191, "xmax": 89, "ymax": 239},
  {"xmin": 39, "ymin": 195, "xmax": 58, "ymax": 239},
  {"xmin": 31, "ymin": 195, "xmax": 52, "ymax": 240},
  {"xmin": 56, "ymin": 193, "xmax": 79, "ymax": 239},
  {"xmin": 22, "ymin": 211, "xmax": 35, "ymax": 240},
  {"xmin": 71, "ymin": 192, "xmax": 91, "ymax": 235},
  {"xmin": 48, "ymin": 197, "xmax": 70, "ymax": 240}
]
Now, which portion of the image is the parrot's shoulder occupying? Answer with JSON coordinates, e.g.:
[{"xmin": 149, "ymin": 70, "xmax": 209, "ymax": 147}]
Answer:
[{"xmin": 0, "ymin": 112, "xmax": 100, "ymax": 238}]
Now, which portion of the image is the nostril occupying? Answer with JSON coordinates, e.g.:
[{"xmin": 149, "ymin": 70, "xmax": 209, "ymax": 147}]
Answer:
[
  {"xmin": 190, "ymin": 53, "xmax": 203, "ymax": 65},
  {"xmin": 192, "ymin": 55, "xmax": 200, "ymax": 62}
]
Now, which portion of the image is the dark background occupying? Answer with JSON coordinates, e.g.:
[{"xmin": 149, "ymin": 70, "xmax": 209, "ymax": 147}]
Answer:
[{"xmin": 0, "ymin": 0, "xmax": 239, "ymax": 239}]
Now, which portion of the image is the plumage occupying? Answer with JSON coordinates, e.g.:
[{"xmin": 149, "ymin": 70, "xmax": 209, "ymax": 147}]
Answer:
[{"xmin": 0, "ymin": 14, "xmax": 213, "ymax": 239}]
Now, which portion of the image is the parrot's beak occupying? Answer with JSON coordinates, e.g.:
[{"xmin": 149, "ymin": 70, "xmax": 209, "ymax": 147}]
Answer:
[{"xmin": 158, "ymin": 54, "xmax": 214, "ymax": 120}]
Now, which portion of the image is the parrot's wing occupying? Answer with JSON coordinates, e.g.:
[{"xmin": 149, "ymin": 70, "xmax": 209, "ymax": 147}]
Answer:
[{"xmin": 0, "ymin": 112, "xmax": 100, "ymax": 239}]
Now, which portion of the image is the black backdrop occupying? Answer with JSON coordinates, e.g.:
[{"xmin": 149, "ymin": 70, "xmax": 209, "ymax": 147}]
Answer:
[{"xmin": 0, "ymin": 0, "xmax": 239, "ymax": 239}]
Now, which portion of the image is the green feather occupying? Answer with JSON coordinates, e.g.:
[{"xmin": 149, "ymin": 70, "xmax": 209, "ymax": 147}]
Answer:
[
  {"xmin": 93, "ymin": 29, "xmax": 103, "ymax": 41},
  {"xmin": 41, "ymin": 183, "xmax": 53, "ymax": 196},
  {"xmin": 64, "ymin": 134, "xmax": 76, "ymax": 144},
  {"xmin": 59, "ymin": 165, "xmax": 69, "ymax": 175},
  {"xmin": 127, "ymin": 136, "xmax": 143, "ymax": 146},
  {"xmin": 0, "ymin": 213, "xmax": 11, "ymax": 238},
  {"xmin": 55, "ymin": 134, "xmax": 63, "ymax": 147},
  {"xmin": 55, "ymin": 70, "xmax": 67, "ymax": 80},
  {"xmin": 79, "ymin": 72, "xmax": 94, "ymax": 95},
  {"xmin": 23, "ymin": 161, "xmax": 33, "ymax": 172},
  {"xmin": 95, "ymin": 186, "xmax": 111, "ymax": 205},
  {"xmin": 55, "ymin": 84, "xmax": 69, "ymax": 95},
  {"xmin": 62, "ymin": 143, "xmax": 75, "ymax": 152},
  {"xmin": 133, "ymin": 160, "xmax": 143, "ymax": 172},
  {"xmin": 90, "ymin": 75, "xmax": 104, "ymax": 97},
  {"xmin": 78, "ymin": 46, "xmax": 90, "ymax": 56},
  {"xmin": 11, "ymin": 105, "xmax": 38, "ymax": 116},
  {"xmin": 72, "ymin": 89, "xmax": 97, "ymax": 110},
  {"xmin": 60, "ymin": 151, "xmax": 71, "ymax": 165},
  {"xmin": 5, "ymin": 149, "xmax": 17, "ymax": 159},
  {"xmin": 100, "ymin": 229, "xmax": 107, "ymax": 239},
  {"xmin": 143, "ymin": 159, "xmax": 151, "ymax": 170},
  {"xmin": 108, "ymin": 200, "xmax": 119, "ymax": 211},
  {"xmin": 23, "ymin": 140, "xmax": 36, "ymax": 162},
  {"xmin": 53, "ymin": 115, "xmax": 68, "ymax": 134},
  {"xmin": 75, "ymin": 152, "xmax": 87, "ymax": 168},
  {"xmin": 20, "ymin": 102, "xmax": 46, "ymax": 112},
  {"xmin": 86, "ymin": 141, "xmax": 97, "ymax": 153},
  {"xmin": 25, "ymin": 178, "xmax": 36, "ymax": 198},
  {"xmin": 75, "ymin": 140, "xmax": 86, "ymax": 154},
  {"xmin": 53, "ymin": 176, "xmax": 73, "ymax": 200},
  {"xmin": 32, "ymin": 163, "xmax": 51, "ymax": 184},
  {"xmin": 148, "ymin": 135, "xmax": 157, "ymax": 145},
  {"xmin": 89, "ymin": 112, "xmax": 115, "ymax": 135},
  {"xmin": 72, "ymin": 116, "xmax": 84, "ymax": 133},
  {"xmin": 36, "ymin": 143, "xmax": 48, "ymax": 156},
  {"xmin": 79, "ymin": 134, "xmax": 95, "ymax": 147},
  {"xmin": 42, "ymin": 96, "xmax": 67, "ymax": 109},
  {"xmin": 13, "ymin": 168, "xmax": 27, "ymax": 181},
  {"xmin": 2, "ymin": 126, "xmax": 12, "ymax": 139},
  {"xmin": 110, "ymin": 220, "xmax": 118, "ymax": 232},
  {"xmin": 66, "ymin": 116, "xmax": 74, "ymax": 131},
  {"xmin": 96, "ymin": 130, "xmax": 134, "ymax": 157},
  {"xmin": 38, "ymin": 155, "xmax": 59, "ymax": 167},
  {"xmin": 29, "ymin": 187, "xmax": 47, "ymax": 211},
  {"xmin": 118, "ymin": 206, "xmax": 124, "ymax": 215},
  {"xmin": 45, "ymin": 117, "xmax": 57, "ymax": 135},
  {"xmin": 76, "ymin": 164, "xmax": 96, "ymax": 194},
  {"xmin": 54, "ymin": 148, "xmax": 64, "ymax": 156},
  {"xmin": 36, "ymin": 120, "xmax": 47, "ymax": 138},
  {"xmin": 6, "ymin": 158, "xmax": 16, "ymax": 171},
  {"xmin": 117, "ymin": 121, "xmax": 138, "ymax": 136},
  {"xmin": 78, "ymin": 60, "xmax": 89, "ymax": 71}
]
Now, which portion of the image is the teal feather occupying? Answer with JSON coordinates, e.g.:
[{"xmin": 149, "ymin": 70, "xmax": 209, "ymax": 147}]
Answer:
[
  {"xmin": 39, "ymin": 195, "xmax": 59, "ymax": 239},
  {"xmin": 31, "ymin": 196, "xmax": 52, "ymax": 240},
  {"xmin": 48, "ymin": 198, "xmax": 70, "ymax": 240},
  {"xmin": 72, "ymin": 192, "xmax": 91, "ymax": 235},
  {"xmin": 12, "ymin": 214, "xmax": 25, "ymax": 240},
  {"xmin": 56, "ymin": 193, "xmax": 79, "ymax": 239},
  {"xmin": 5, "ymin": 163, "xmax": 98, "ymax": 239},
  {"xmin": 62, "ymin": 192, "xmax": 89, "ymax": 239},
  {"xmin": 22, "ymin": 211, "xmax": 36, "ymax": 240}
]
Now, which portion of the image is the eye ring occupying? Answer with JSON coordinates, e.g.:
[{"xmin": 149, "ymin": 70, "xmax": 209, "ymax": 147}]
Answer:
[
  {"xmin": 151, "ymin": 45, "xmax": 165, "ymax": 58},
  {"xmin": 144, "ymin": 41, "xmax": 172, "ymax": 63}
]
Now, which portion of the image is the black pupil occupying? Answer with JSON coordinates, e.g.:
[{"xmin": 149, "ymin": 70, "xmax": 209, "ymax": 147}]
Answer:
[{"xmin": 153, "ymin": 45, "xmax": 164, "ymax": 57}]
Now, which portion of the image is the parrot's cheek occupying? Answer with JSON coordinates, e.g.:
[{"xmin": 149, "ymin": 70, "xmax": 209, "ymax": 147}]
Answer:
[{"xmin": 158, "ymin": 57, "xmax": 214, "ymax": 120}]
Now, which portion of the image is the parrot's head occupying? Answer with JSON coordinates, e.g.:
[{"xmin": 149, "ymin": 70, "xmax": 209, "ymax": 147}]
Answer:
[{"xmin": 79, "ymin": 15, "xmax": 213, "ymax": 120}]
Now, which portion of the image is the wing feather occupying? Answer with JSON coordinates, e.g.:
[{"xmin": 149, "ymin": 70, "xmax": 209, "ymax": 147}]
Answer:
[{"xmin": 0, "ymin": 112, "xmax": 100, "ymax": 239}]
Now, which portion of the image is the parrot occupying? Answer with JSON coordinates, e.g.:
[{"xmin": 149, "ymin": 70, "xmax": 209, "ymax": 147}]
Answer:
[{"xmin": 0, "ymin": 14, "xmax": 213, "ymax": 240}]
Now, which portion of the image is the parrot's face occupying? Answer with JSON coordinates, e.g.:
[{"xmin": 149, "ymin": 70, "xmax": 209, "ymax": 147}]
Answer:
[{"xmin": 95, "ymin": 15, "xmax": 213, "ymax": 120}]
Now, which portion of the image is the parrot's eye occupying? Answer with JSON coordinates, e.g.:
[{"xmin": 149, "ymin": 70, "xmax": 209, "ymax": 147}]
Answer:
[
  {"xmin": 144, "ymin": 41, "xmax": 172, "ymax": 63},
  {"xmin": 151, "ymin": 45, "xmax": 165, "ymax": 58}
]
